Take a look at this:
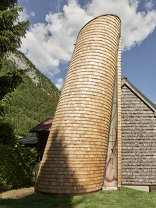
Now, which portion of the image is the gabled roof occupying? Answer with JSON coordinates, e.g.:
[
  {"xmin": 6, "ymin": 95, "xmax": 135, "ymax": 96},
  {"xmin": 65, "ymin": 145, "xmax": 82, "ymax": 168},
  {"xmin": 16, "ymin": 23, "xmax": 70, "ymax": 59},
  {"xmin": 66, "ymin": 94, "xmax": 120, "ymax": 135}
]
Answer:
[
  {"xmin": 121, "ymin": 75, "xmax": 156, "ymax": 114},
  {"xmin": 30, "ymin": 118, "xmax": 53, "ymax": 132}
]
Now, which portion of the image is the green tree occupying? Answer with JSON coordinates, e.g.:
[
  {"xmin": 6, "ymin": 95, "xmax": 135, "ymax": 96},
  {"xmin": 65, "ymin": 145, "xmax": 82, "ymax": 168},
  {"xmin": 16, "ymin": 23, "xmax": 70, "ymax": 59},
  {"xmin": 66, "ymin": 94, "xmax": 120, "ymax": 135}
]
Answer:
[
  {"xmin": 0, "ymin": 0, "xmax": 29, "ymax": 135},
  {"xmin": 0, "ymin": 0, "xmax": 29, "ymax": 56},
  {"xmin": 0, "ymin": 0, "xmax": 36, "ymax": 193},
  {"xmin": 0, "ymin": 70, "xmax": 23, "ymax": 116}
]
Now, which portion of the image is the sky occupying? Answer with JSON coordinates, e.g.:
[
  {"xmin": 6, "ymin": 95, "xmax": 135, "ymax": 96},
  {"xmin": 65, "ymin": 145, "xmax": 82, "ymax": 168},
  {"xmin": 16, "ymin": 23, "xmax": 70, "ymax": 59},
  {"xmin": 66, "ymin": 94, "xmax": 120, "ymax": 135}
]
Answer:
[{"xmin": 18, "ymin": 0, "xmax": 156, "ymax": 103}]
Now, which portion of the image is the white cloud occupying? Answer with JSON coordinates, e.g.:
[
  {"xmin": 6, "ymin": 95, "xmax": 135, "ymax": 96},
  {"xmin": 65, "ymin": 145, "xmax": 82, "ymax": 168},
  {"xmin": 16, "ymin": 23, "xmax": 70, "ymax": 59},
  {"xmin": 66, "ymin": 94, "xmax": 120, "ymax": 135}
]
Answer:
[
  {"xmin": 55, "ymin": 78, "xmax": 64, "ymax": 90},
  {"xmin": 19, "ymin": 8, "xmax": 35, "ymax": 22},
  {"xmin": 20, "ymin": 0, "xmax": 156, "ymax": 84},
  {"xmin": 20, "ymin": 0, "xmax": 92, "ymax": 78},
  {"xmin": 145, "ymin": 0, "xmax": 153, "ymax": 10},
  {"xmin": 86, "ymin": 0, "xmax": 156, "ymax": 50}
]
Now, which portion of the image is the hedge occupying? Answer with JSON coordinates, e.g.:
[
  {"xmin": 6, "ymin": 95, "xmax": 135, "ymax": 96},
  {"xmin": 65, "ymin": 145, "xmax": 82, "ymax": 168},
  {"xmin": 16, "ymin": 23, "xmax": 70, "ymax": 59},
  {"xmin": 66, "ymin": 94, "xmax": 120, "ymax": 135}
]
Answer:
[{"xmin": 0, "ymin": 144, "xmax": 36, "ymax": 193}]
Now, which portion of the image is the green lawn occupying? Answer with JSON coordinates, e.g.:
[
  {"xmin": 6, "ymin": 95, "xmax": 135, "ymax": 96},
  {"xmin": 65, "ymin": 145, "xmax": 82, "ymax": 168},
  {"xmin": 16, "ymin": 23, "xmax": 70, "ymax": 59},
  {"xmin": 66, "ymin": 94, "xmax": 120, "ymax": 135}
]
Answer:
[{"xmin": 0, "ymin": 187, "xmax": 156, "ymax": 208}]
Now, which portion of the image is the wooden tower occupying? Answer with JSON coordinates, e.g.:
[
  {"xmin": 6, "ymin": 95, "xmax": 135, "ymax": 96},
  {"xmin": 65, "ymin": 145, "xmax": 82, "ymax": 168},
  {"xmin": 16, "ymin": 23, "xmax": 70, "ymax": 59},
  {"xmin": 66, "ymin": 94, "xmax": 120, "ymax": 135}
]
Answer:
[{"xmin": 35, "ymin": 14, "xmax": 121, "ymax": 195}]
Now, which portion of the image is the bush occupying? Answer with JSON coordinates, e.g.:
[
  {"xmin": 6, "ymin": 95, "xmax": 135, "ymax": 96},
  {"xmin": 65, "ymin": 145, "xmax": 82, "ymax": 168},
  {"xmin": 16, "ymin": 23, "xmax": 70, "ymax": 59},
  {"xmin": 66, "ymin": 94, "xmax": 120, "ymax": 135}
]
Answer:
[
  {"xmin": 0, "ymin": 144, "xmax": 36, "ymax": 193},
  {"xmin": 0, "ymin": 121, "xmax": 17, "ymax": 147}
]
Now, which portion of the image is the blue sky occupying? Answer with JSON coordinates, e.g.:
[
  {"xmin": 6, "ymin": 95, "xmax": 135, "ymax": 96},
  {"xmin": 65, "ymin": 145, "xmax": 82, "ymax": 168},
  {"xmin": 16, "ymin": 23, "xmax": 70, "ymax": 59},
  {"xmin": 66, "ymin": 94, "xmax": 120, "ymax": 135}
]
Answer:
[{"xmin": 18, "ymin": 0, "xmax": 156, "ymax": 103}]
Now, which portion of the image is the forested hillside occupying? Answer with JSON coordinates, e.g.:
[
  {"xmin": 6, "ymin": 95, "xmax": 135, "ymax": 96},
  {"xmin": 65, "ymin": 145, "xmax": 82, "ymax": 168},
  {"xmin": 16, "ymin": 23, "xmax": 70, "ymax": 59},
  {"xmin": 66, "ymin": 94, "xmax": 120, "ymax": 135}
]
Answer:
[{"xmin": 0, "ymin": 50, "xmax": 60, "ymax": 138}]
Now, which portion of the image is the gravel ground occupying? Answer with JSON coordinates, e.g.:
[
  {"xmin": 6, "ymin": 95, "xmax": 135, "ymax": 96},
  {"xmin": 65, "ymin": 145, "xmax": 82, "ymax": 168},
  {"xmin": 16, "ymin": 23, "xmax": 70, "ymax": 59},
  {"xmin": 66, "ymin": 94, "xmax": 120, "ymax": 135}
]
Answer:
[{"xmin": 0, "ymin": 187, "xmax": 34, "ymax": 199}]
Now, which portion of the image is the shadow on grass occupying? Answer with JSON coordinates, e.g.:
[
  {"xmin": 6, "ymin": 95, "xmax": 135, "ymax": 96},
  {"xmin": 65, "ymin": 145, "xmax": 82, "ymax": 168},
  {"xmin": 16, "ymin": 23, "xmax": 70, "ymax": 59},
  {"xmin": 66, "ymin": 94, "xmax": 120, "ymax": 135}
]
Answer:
[
  {"xmin": 1, "ymin": 188, "xmax": 156, "ymax": 208},
  {"xmin": 0, "ymin": 193, "xmax": 73, "ymax": 208}
]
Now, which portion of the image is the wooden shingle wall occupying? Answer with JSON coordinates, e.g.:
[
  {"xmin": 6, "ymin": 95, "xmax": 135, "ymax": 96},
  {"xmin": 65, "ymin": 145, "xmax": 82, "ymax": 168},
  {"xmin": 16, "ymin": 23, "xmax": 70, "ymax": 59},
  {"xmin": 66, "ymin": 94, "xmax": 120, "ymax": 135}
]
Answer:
[
  {"xmin": 35, "ymin": 15, "xmax": 121, "ymax": 195},
  {"xmin": 121, "ymin": 84, "xmax": 156, "ymax": 185}
]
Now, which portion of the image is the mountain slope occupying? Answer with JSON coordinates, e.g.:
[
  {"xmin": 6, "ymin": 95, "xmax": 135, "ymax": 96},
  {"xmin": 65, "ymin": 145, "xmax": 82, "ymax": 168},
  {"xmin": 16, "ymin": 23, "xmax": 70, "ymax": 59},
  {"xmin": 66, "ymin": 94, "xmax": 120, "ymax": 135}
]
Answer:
[{"xmin": 0, "ymin": 50, "xmax": 60, "ymax": 137}]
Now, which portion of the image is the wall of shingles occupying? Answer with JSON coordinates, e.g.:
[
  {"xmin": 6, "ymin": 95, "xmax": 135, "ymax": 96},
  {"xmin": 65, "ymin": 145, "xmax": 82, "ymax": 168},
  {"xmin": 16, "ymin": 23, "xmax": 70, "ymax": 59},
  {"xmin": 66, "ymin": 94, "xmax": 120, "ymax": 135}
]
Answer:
[
  {"xmin": 35, "ymin": 14, "xmax": 121, "ymax": 195},
  {"xmin": 121, "ymin": 85, "xmax": 156, "ymax": 185}
]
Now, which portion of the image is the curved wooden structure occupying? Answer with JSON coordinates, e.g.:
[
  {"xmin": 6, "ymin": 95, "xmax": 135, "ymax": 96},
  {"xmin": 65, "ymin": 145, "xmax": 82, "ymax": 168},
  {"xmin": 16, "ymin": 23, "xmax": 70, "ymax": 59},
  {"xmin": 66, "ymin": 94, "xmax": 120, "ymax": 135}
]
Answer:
[{"xmin": 35, "ymin": 14, "xmax": 121, "ymax": 195}]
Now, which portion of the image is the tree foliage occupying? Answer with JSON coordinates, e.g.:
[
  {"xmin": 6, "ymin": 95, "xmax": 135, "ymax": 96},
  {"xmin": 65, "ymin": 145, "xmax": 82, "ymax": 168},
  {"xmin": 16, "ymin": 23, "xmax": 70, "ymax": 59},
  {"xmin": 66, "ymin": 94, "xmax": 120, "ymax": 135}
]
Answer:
[
  {"xmin": 0, "ymin": 121, "xmax": 16, "ymax": 147},
  {"xmin": 0, "ymin": 0, "xmax": 37, "ymax": 193},
  {"xmin": 0, "ymin": 0, "xmax": 18, "ymax": 10},
  {"xmin": 0, "ymin": 0, "xmax": 29, "ymax": 119},
  {"xmin": 0, "ymin": 57, "xmax": 23, "ymax": 145},
  {"xmin": 0, "ymin": 0, "xmax": 29, "ymax": 115},
  {"xmin": 0, "ymin": 71, "xmax": 23, "ymax": 100},
  {"xmin": 0, "ymin": 53, "xmax": 60, "ymax": 137},
  {"xmin": 0, "ymin": 144, "xmax": 36, "ymax": 193},
  {"xmin": 0, "ymin": 0, "xmax": 29, "ymax": 57},
  {"xmin": 0, "ymin": 70, "xmax": 23, "ymax": 116}
]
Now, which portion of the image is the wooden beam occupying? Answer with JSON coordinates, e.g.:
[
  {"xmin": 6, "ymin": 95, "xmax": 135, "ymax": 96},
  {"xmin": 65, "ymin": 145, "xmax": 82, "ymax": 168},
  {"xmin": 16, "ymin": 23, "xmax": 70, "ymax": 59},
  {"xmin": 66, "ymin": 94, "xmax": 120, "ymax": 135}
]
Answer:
[{"xmin": 117, "ymin": 38, "xmax": 122, "ymax": 188}]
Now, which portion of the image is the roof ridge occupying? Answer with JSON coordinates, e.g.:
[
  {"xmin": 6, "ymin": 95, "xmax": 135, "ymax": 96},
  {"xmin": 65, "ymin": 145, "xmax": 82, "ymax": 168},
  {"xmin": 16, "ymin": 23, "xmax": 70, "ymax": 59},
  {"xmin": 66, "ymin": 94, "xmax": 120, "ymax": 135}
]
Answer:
[{"xmin": 122, "ymin": 78, "xmax": 156, "ymax": 111}]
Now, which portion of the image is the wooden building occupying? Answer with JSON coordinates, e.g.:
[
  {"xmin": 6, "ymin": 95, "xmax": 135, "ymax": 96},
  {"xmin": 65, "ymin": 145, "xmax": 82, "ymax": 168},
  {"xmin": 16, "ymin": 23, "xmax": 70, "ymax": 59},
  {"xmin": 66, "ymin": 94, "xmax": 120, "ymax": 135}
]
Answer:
[
  {"xmin": 30, "ymin": 76, "xmax": 156, "ymax": 190},
  {"xmin": 30, "ymin": 118, "xmax": 53, "ymax": 161},
  {"xmin": 121, "ymin": 75, "xmax": 156, "ymax": 188},
  {"xmin": 35, "ymin": 14, "xmax": 121, "ymax": 195}
]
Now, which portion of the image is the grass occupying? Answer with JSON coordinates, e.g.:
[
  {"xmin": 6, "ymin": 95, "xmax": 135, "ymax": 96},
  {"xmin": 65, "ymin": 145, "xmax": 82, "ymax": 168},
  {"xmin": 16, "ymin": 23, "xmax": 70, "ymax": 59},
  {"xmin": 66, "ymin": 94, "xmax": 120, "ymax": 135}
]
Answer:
[{"xmin": 0, "ymin": 187, "xmax": 156, "ymax": 208}]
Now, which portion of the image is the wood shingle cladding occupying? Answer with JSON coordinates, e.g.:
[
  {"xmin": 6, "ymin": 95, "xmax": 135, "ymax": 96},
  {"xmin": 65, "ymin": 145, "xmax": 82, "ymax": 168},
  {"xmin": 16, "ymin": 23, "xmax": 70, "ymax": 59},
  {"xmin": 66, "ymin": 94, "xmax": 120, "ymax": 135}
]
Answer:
[
  {"xmin": 121, "ymin": 77, "xmax": 156, "ymax": 185},
  {"xmin": 35, "ymin": 14, "xmax": 121, "ymax": 195}
]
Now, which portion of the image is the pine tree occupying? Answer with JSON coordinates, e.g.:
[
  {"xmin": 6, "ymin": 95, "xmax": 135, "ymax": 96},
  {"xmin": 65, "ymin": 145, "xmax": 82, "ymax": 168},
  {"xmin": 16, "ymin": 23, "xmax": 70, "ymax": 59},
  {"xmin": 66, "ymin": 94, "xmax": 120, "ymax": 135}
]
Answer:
[
  {"xmin": 0, "ymin": 0, "xmax": 29, "ymax": 56},
  {"xmin": 0, "ymin": 2, "xmax": 36, "ymax": 193},
  {"xmin": 0, "ymin": 0, "xmax": 29, "ymax": 143}
]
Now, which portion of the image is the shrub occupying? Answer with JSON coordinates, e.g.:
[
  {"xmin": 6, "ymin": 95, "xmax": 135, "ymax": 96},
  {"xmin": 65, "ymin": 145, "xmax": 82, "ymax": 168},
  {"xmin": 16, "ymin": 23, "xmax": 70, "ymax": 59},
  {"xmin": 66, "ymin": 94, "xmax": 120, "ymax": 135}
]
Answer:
[
  {"xmin": 0, "ymin": 144, "xmax": 36, "ymax": 193},
  {"xmin": 0, "ymin": 121, "xmax": 17, "ymax": 147}
]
